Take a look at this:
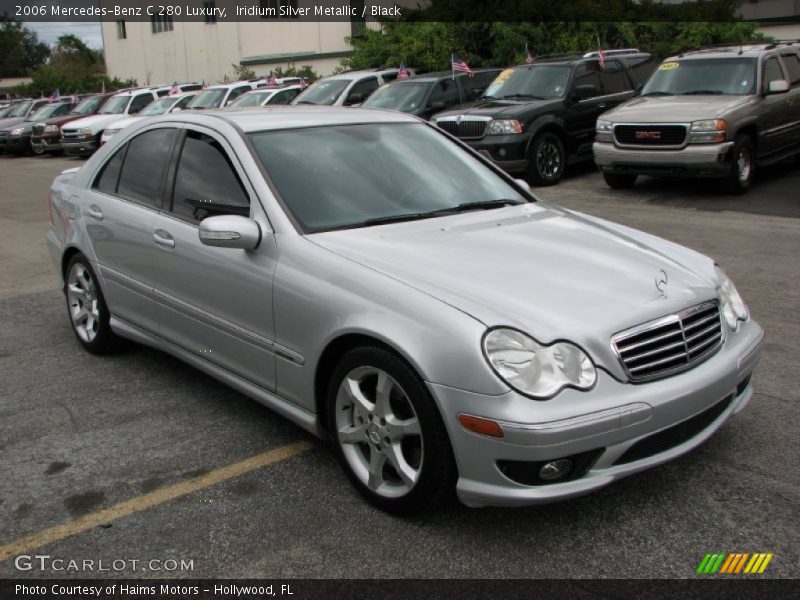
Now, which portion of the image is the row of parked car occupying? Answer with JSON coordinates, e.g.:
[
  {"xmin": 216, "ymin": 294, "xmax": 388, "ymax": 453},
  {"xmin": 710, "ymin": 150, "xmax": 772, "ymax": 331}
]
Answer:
[{"xmin": 4, "ymin": 41, "xmax": 800, "ymax": 194}]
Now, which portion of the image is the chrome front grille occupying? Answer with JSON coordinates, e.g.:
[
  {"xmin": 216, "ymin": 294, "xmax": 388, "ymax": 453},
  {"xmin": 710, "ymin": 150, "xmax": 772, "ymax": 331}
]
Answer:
[
  {"xmin": 436, "ymin": 118, "xmax": 488, "ymax": 139},
  {"xmin": 613, "ymin": 301, "xmax": 723, "ymax": 382},
  {"xmin": 60, "ymin": 129, "xmax": 80, "ymax": 140},
  {"xmin": 614, "ymin": 124, "xmax": 688, "ymax": 147}
]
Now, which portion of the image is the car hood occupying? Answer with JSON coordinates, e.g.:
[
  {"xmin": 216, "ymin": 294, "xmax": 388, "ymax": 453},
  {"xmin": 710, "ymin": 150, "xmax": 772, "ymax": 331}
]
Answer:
[
  {"xmin": 42, "ymin": 113, "xmax": 93, "ymax": 127},
  {"xmin": 605, "ymin": 95, "xmax": 752, "ymax": 123},
  {"xmin": 435, "ymin": 97, "xmax": 562, "ymax": 120},
  {"xmin": 311, "ymin": 203, "xmax": 718, "ymax": 377},
  {"xmin": 2, "ymin": 119, "xmax": 34, "ymax": 133},
  {"xmin": 62, "ymin": 114, "xmax": 124, "ymax": 131},
  {"xmin": 0, "ymin": 116, "xmax": 28, "ymax": 128},
  {"xmin": 106, "ymin": 116, "xmax": 142, "ymax": 130}
]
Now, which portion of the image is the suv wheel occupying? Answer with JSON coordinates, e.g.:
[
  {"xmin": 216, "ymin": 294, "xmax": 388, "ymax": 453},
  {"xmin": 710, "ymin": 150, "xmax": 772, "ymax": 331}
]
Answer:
[
  {"xmin": 723, "ymin": 135, "xmax": 755, "ymax": 195},
  {"xmin": 65, "ymin": 254, "xmax": 123, "ymax": 354},
  {"xmin": 327, "ymin": 346, "xmax": 456, "ymax": 515},
  {"xmin": 602, "ymin": 173, "xmax": 638, "ymax": 189},
  {"xmin": 528, "ymin": 132, "xmax": 565, "ymax": 186}
]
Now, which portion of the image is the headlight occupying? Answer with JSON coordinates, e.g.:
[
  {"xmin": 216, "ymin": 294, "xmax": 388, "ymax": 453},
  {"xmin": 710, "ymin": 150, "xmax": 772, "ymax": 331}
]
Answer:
[
  {"xmin": 716, "ymin": 266, "xmax": 748, "ymax": 330},
  {"xmin": 688, "ymin": 119, "xmax": 726, "ymax": 144},
  {"xmin": 485, "ymin": 119, "xmax": 523, "ymax": 135},
  {"xmin": 44, "ymin": 124, "xmax": 59, "ymax": 133},
  {"xmin": 11, "ymin": 128, "xmax": 24, "ymax": 136},
  {"xmin": 483, "ymin": 328, "xmax": 596, "ymax": 398},
  {"xmin": 595, "ymin": 119, "xmax": 613, "ymax": 143}
]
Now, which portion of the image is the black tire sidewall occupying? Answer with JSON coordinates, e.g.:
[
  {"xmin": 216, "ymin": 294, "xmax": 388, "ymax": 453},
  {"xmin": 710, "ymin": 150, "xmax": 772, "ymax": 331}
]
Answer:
[
  {"xmin": 326, "ymin": 346, "xmax": 456, "ymax": 515},
  {"xmin": 64, "ymin": 254, "xmax": 119, "ymax": 354},
  {"xmin": 725, "ymin": 135, "xmax": 755, "ymax": 194},
  {"xmin": 528, "ymin": 132, "xmax": 565, "ymax": 186}
]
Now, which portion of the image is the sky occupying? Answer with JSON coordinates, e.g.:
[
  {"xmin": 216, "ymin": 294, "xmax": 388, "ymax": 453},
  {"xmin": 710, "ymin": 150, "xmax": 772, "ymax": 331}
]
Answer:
[{"xmin": 25, "ymin": 21, "xmax": 104, "ymax": 50}]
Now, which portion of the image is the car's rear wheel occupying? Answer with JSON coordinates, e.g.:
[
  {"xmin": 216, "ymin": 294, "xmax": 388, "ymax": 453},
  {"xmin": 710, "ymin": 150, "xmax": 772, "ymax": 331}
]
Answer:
[
  {"xmin": 602, "ymin": 172, "xmax": 638, "ymax": 189},
  {"xmin": 327, "ymin": 346, "xmax": 456, "ymax": 515},
  {"xmin": 528, "ymin": 132, "xmax": 565, "ymax": 186},
  {"xmin": 65, "ymin": 254, "xmax": 122, "ymax": 354},
  {"xmin": 723, "ymin": 134, "xmax": 755, "ymax": 195}
]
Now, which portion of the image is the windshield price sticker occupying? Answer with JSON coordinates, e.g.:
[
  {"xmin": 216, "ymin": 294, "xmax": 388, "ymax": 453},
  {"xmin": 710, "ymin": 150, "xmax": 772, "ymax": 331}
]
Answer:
[{"xmin": 659, "ymin": 62, "xmax": 680, "ymax": 71}]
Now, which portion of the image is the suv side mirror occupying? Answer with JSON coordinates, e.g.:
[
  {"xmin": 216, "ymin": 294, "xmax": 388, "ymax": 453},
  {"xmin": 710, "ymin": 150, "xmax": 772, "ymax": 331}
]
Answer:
[
  {"xmin": 767, "ymin": 80, "xmax": 790, "ymax": 94},
  {"xmin": 571, "ymin": 84, "xmax": 598, "ymax": 102},
  {"xmin": 345, "ymin": 93, "xmax": 364, "ymax": 106},
  {"xmin": 199, "ymin": 215, "xmax": 261, "ymax": 250},
  {"xmin": 428, "ymin": 101, "xmax": 446, "ymax": 112},
  {"xmin": 514, "ymin": 178, "xmax": 531, "ymax": 192}
]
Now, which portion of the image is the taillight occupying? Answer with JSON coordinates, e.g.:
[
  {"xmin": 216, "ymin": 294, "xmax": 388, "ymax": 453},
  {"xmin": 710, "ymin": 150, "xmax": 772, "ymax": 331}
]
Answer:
[{"xmin": 48, "ymin": 194, "xmax": 54, "ymax": 226}]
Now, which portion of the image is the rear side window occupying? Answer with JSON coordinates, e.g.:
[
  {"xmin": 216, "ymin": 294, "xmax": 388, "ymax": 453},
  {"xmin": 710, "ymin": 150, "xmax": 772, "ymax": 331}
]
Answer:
[
  {"xmin": 92, "ymin": 144, "xmax": 127, "ymax": 194},
  {"xmin": 781, "ymin": 53, "xmax": 800, "ymax": 86},
  {"xmin": 227, "ymin": 86, "xmax": 251, "ymax": 104},
  {"xmin": 599, "ymin": 60, "xmax": 630, "ymax": 94},
  {"xmin": 171, "ymin": 130, "xmax": 249, "ymax": 222},
  {"xmin": 117, "ymin": 128, "xmax": 177, "ymax": 207}
]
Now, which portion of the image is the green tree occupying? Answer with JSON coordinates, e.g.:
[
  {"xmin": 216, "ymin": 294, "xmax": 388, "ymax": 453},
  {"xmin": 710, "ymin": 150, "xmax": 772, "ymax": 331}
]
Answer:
[{"xmin": 0, "ymin": 17, "xmax": 50, "ymax": 77}]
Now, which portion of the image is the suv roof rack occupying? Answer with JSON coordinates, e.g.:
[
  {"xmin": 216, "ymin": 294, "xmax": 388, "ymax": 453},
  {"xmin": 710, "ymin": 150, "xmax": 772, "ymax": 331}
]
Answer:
[
  {"xmin": 583, "ymin": 48, "xmax": 641, "ymax": 58},
  {"xmin": 678, "ymin": 42, "xmax": 775, "ymax": 56}
]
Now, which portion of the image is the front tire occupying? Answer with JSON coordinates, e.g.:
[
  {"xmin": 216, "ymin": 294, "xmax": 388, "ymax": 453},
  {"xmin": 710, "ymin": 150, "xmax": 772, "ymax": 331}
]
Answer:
[
  {"xmin": 723, "ymin": 134, "xmax": 755, "ymax": 195},
  {"xmin": 602, "ymin": 172, "xmax": 638, "ymax": 189},
  {"xmin": 327, "ymin": 346, "xmax": 456, "ymax": 515},
  {"xmin": 65, "ymin": 254, "xmax": 122, "ymax": 354},
  {"xmin": 527, "ymin": 132, "xmax": 566, "ymax": 186}
]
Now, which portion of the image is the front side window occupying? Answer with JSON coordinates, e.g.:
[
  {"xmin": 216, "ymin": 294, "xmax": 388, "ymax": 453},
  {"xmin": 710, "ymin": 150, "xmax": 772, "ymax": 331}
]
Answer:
[
  {"xmin": 128, "ymin": 94, "xmax": 153, "ymax": 114},
  {"xmin": 345, "ymin": 77, "xmax": 379, "ymax": 104},
  {"xmin": 172, "ymin": 131, "xmax": 249, "ymax": 222},
  {"xmin": 780, "ymin": 52, "xmax": 800, "ymax": 85},
  {"xmin": 249, "ymin": 123, "xmax": 527, "ymax": 233},
  {"xmin": 461, "ymin": 70, "xmax": 501, "ymax": 100},
  {"xmin": 226, "ymin": 86, "xmax": 251, "ymax": 104},
  {"xmin": 763, "ymin": 56, "xmax": 786, "ymax": 91},
  {"xmin": 428, "ymin": 79, "xmax": 460, "ymax": 108},
  {"xmin": 117, "ymin": 128, "xmax": 178, "ymax": 208},
  {"xmin": 642, "ymin": 58, "xmax": 757, "ymax": 96},
  {"xmin": 598, "ymin": 61, "xmax": 630, "ymax": 94}
]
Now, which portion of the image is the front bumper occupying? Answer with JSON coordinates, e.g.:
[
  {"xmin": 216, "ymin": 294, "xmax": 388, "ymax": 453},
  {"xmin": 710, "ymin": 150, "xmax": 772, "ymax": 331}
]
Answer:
[
  {"xmin": 61, "ymin": 136, "xmax": 98, "ymax": 155},
  {"xmin": 31, "ymin": 134, "xmax": 61, "ymax": 153},
  {"xmin": 0, "ymin": 134, "xmax": 30, "ymax": 153},
  {"xmin": 593, "ymin": 141, "xmax": 735, "ymax": 178},
  {"xmin": 464, "ymin": 134, "xmax": 530, "ymax": 173},
  {"xmin": 430, "ymin": 318, "xmax": 764, "ymax": 507}
]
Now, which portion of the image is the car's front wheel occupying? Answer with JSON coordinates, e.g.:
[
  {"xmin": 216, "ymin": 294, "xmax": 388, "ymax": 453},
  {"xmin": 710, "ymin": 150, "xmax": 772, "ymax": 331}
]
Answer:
[
  {"xmin": 723, "ymin": 134, "xmax": 755, "ymax": 195},
  {"xmin": 327, "ymin": 346, "xmax": 456, "ymax": 515},
  {"xmin": 528, "ymin": 132, "xmax": 565, "ymax": 186},
  {"xmin": 65, "ymin": 254, "xmax": 122, "ymax": 354}
]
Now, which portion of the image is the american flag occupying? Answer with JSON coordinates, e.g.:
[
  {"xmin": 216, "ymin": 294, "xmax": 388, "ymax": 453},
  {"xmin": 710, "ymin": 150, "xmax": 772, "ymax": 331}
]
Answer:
[
  {"xmin": 596, "ymin": 37, "xmax": 606, "ymax": 70},
  {"xmin": 168, "ymin": 81, "xmax": 180, "ymax": 96},
  {"xmin": 50, "ymin": 89, "xmax": 61, "ymax": 102},
  {"xmin": 397, "ymin": 63, "xmax": 410, "ymax": 80},
  {"xmin": 525, "ymin": 44, "xmax": 535, "ymax": 65},
  {"xmin": 452, "ymin": 54, "xmax": 474, "ymax": 78},
  {"xmin": 70, "ymin": 92, "xmax": 79, "ymax": 104},
  {"xmin": 267, "ymin": 72, "xmax": 278, "ymax": 86},
  {"xmin": 300, "ymin": 74, "xmax": 309, "ymax": 88}
]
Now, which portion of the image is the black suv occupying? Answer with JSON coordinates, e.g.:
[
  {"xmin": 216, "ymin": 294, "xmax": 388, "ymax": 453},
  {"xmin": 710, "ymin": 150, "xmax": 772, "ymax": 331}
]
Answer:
[{"xmin": 433, "ymin": 50, "xmax": 654, "ymax": 185}]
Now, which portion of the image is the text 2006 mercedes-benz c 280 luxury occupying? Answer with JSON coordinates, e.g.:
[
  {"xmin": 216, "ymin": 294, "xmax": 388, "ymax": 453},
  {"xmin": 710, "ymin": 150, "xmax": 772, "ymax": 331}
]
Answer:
[{"xmin": 47, "ymin": 107, "xmax": 764, "ymax": 514}]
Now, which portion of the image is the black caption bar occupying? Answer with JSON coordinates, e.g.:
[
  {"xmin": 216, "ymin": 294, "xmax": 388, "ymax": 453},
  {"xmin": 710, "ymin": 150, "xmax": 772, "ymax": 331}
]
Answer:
[{"xmin": 0, "ymin": 579, "xmax": 794, "ymax": 600}]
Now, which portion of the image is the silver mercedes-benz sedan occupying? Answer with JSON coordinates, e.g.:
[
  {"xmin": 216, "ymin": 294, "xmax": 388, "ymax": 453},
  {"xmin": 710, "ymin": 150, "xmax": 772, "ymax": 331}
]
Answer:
[{"xmin": 46, "ymin": 108, "xmax": 764, "ymax": 514}]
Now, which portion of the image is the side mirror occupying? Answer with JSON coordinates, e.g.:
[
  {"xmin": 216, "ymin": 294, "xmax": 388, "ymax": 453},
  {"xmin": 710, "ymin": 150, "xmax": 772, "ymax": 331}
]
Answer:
[
  {"xmin": 514, "ymin": 178, "xmax": 531, "ymax": 192},
  {"xmin": 171, "ymin": 107, "xmax": 182, "ymax": 113},
  {"xmin": 767, "ymin": 80, "xmax": 790, "ymax": 94},
  {"xmin": 199, "ymin": 215, "xmax": 261, "ymax": 250},
  {"xmin": 428, "ymin": 101, "xmax": 446, "ymax": 112},
  {"xmin": 129, "ymin": 106, "xmax": 142, "ymax": 114},
  {"xmin": 570, "ymin": 84, "xmax": 598, "ymax": 102},
  {"xmin": 345, "ymin": 93, "xmax": 364, "ymax": 106}
]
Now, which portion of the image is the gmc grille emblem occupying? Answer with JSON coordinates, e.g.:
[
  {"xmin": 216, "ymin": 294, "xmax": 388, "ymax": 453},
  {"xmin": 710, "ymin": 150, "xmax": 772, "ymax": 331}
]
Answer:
[{"xmin": 635, "ymin": 130, "xmax": 661, "ymax": 140}]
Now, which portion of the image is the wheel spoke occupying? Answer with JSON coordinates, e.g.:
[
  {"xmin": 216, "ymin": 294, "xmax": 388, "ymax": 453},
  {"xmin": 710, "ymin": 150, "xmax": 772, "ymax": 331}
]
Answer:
[
  {"xmin": 338, "ymin": 424, "xmax": 366, "ymax": 445},
  {"xmin": 366, "ymin": 446, "xmax": 387, "ymax": 490},
  {"xmin": 384, "ymin": 442, "xmax": 417, "ymax": 487},
  {"xmin": 344, "ymin": 378, "xmax": 373, "ymax": 414},
  {"xmin": 387, "ymin": 415, "xmax": 421, "ymax": 440},
  {"xmin": 73, "ymin": 306, "xmax": 88, "ymax": 324},
  {"xmin": 373, "ymin": 371, "xmax": 393, "ymax": 419}
]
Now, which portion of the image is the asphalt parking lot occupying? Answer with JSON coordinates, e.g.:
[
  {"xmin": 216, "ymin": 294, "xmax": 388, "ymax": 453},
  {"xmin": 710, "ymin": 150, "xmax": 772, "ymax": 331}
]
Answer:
[{"xmin": 0, "ymin": 153, "xmax": 798, "ymax": 579}]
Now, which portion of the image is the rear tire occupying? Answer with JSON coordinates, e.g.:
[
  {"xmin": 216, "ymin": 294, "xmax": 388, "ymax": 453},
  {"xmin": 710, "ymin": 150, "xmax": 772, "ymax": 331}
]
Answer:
[
  {"xmin": 64, "ymin": 254, "xmax": 123, "ymax": 354},
  {"xmin": 723, "ymin": 135, "xmax": 755, "ymax": 195},
  {"xmin": 327, "ymin": 346, "xmax": 457, "ymax": 515},
  {"xmin": 602, "ymin": 172, "xmax": 638, "ymax": 189},
  {"xmin": 527, "ymin": 132, "xmax": 566, "ymax": 186}
]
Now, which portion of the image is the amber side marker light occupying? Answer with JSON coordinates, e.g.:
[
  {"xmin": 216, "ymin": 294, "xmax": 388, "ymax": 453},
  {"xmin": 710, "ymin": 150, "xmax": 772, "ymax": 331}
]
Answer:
[{"xmin": 458, "ymin": 414, "xmax": 504, "ymax": 438}]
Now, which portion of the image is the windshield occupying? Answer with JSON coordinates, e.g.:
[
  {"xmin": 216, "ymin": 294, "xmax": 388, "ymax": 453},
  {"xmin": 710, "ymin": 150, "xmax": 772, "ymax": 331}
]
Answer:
[
  {"xmin": 292, "ymin": 80, "xmax": 349, "ymax": 105},
  {"xmin": 7, "ymin": 101, "xmax": 32, "ymax": 117},
  {"xmin": 71, "ymin": 96, "xmax": 102, "ymax": 115},
  {"xmin": 642, "ymin": 58, "xmax": 757, "ymax": 96},
  {"xmin": 99, "ymin": 96, "xmax": 130, "ymax": 114},
  {"xmin": 30, "ymin": 104, "xmax": 64, "ymax": 121},
  {"xmin": 362, "ymin": 82, "xmax": 431, "ymax": 112},
  {"xmin": 0, "ymin": 106, "xmax": 12, "ymax": 118},
  {"xmin": 230, "ymin": 92, "xmax": 270, "ymax": 107},
  {"xmin": 249, "ymin": 123, "xmax": 528, "ymax": 232},
  {"xmin": 483, "ymin": 66, "xmax": 570, "ymax": 99},
  {"xmin": 140, "ymin": 97, "xmax": 175, "ymax": 116},
  {"xmin": 187, "ymin": 89, "xmax": 226, "ymax": 109}
]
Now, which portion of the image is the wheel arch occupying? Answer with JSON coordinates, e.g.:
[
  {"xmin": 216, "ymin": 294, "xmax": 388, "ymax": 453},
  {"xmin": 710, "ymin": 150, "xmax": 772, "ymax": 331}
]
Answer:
[{"xmin": 524, "ymin": 116, "xmax": 568, "ymax": 156}]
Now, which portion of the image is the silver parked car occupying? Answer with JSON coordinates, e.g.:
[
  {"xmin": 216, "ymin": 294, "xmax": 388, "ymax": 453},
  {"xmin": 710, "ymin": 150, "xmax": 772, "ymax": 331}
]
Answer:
[{"xmin": 47, "ymin": 108, "xmax": 764, "ymax": 514}]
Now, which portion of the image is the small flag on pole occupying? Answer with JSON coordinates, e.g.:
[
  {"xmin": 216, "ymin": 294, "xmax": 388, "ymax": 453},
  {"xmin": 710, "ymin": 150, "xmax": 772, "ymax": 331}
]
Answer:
[
  {"xmin": 267, "ymin": 71, "xmax": 278, "ymax": 86},
  {"xmin": 452, "ymin": 54, "xmax": 474, "ymax": 78},
  {"xmin": 597, "ymin": 36, "xmax": 606, "ymax": 70},
  {"xmin": 525, "ymin": 44, "xmax": 535, "ymax": 65},
  {"xmin": 168, "ymin": 81, "xmax": 180, "ymax": 96},
  {"xmin": 70, "ymin": 92, "xmax": 79, "ymax": 104},
  {"xmin": 299, "ymin": 74, "xmax": 308, "ymax": 88},
  {"xmin": 50, "ymin": 89, "xmax": 61, "ymax": 102},
  {"xmin": 397, "ymin": 63, "xmax": 410, "ymax": 80}
]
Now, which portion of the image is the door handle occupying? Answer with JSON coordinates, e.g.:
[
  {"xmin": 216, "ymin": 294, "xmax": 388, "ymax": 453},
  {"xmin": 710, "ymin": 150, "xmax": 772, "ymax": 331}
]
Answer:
[
  {"xmin": 153, "ymin": 229, "xmax": 175, "ymax": 249},
  {"xmin": 86, "ymin": 205, "xmax": 103, "ymax": 220},
  {"xmin": 598, "ymin": 103, "xmax": 607, "ymax": 109}
]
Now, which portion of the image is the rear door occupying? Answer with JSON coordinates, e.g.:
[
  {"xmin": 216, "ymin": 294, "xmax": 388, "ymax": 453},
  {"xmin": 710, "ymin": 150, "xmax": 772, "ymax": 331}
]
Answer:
[
  {"xmin": 778, "ymin": 50, "xmax": 800, "ymax": 147},
  {"xmin": 150, "ymin": 126, "xmax": 278, "ymax": 390},
  {"xmin": 760, "ymin": 54, "xmax": 793, "ymax": 156},
  {"xmin": 82, "ymin": 126, "xmax": 178, "ymax": 332}
]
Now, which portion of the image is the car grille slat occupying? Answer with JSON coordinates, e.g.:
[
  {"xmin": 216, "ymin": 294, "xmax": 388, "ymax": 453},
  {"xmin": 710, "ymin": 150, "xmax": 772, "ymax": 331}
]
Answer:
[
  {"xmin": 613, "ymin": 301, "xmax": 723, "ymax": 382},
  {"xmin": 436, "ymin": 119, "xmax": 488, "ymax": 139},
  {"xmin": 614, "ymin": 124, "xmax": 687, "ymax": 147}
]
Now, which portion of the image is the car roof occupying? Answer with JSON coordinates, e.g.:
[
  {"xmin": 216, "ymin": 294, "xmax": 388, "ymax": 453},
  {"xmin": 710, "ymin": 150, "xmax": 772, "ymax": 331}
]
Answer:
[
  {"xmin": 204, "ymin": 81, "xmax": 254, "ymax": 90},
  {"xmin": 168, "ymin": 106, "xmax": 417, "ymax": 132},
  {"xmin": 671, "ymin": 42, "xmax": 798, "ymax": 60},
  {"xmin": 323, "ymin": 68, "xmax": 399, "ymax": 81},
  {"xmin": 112, "ymin": 88, "xmax": 156, "ymax": 97}
]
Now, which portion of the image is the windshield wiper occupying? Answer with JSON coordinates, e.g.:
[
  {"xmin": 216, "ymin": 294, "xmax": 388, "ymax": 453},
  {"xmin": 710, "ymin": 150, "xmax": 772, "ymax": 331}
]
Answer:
[
  {"xmin": 362, "ymin": 199, "xmax": 520, "ymax": 227},
  {"xmin": 295, "ymin": 100, "xmax": 318, "ymax": 105},
  {"xmin": 642, "ymin": 91, "xmax": 674, "ymax": 96},
  {"xmin": 682, "ymin": 90, "xmax": 724, "ymax": 95},
  {"xmin": 500, "ymin": 94, "xmax": 546, "ymax": 100},
  {"xmin": 362, "ymin": 213, "xmax": 436, "ymax": 226},
  {"xmin": 445, "ymin": 199, "xmax": 521, "ymax": 212}
]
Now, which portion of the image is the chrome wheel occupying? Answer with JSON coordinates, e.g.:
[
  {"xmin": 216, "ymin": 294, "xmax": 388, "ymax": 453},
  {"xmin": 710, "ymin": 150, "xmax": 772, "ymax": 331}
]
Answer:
[
  {"xmin": 737, "ymin": 147, "xmax": 752, "ymax": 184},
  {"xmin": 334, "ymin": 366, "xmax": 423, "ymax": 498},
  {"xmin": 67, "ymin": 262, "xmax": 100, "ymax": 343},
  {"xmin": 536, "ymin": 139, "xmax": 562, "ymax": 179}
]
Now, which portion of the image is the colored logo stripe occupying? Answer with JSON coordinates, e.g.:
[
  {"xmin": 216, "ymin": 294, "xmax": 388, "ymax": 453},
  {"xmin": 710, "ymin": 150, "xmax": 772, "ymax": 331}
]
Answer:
[{"xmin": 697, "ymin": 552, "xmax": 773, "ymax": 574}]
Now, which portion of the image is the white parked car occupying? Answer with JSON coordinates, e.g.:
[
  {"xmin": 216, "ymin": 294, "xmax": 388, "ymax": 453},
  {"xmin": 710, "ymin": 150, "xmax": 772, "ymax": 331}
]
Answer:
[
  {"xmin": 228, "ymin": 85, "xmax": 303, "ymax": 108},
  {"xmin": 291, "ymin": 68, "xmax": 409, "ymax": 107},
  {"xmin": 61, "ymin": 88, "xmax": 159, "ymax": 155},
  {"xmin": 185, "ymin": 81, "xmax": 257, "ymax": 110},
  {"xmin": 100, "ymin": 92, "xmax": 198, "ymax": 144}
]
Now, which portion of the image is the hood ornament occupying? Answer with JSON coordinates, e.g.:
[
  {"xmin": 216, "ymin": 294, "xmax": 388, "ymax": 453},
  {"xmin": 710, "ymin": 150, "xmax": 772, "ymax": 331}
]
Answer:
[{"xmin": 655, "ymin": 269, "xmax": 668, "ymax": 297}]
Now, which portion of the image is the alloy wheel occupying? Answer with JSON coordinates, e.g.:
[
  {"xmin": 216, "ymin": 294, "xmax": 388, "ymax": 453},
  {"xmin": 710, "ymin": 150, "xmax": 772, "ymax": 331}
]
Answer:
[
  {"xmin": 67, "ymin": 262, "xmax": 100, "ymax": 343},
  {"xmin": 737, "ymin": 147, "xmax": 752, "ymax": 184},
  {"xmin": 536, "ymin": 139, "xmax": 562, "ymax": 179}
]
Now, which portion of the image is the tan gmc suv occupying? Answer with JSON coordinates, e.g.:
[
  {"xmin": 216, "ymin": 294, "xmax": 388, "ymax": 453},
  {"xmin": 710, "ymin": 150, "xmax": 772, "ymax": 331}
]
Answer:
[{"xmin": 593, "ymin": 42, "xmax": 800, "ymax": 194}]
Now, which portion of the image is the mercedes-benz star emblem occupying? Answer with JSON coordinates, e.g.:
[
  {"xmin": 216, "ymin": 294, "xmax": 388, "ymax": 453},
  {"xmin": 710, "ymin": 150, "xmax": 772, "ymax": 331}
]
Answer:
[{"xmin": 655, "ymin": 269, "xmax": 668, "ymax": 296}]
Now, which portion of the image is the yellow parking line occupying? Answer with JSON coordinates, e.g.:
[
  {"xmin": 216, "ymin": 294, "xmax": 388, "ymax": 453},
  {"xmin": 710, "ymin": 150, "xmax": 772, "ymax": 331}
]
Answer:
[{"xmin": 0, "ymin": 440, "xmax": 312, "ymax": 563}]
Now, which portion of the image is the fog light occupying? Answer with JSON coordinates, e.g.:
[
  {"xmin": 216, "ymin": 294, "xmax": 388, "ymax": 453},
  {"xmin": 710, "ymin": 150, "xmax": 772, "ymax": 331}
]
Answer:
[
  {"xmin": 539, "ymin": 459, "xmax": 572, "ymax": 481},
  {"xmin": 498, "ymin": 147, "xmax": 506, "ymax": 157}
]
